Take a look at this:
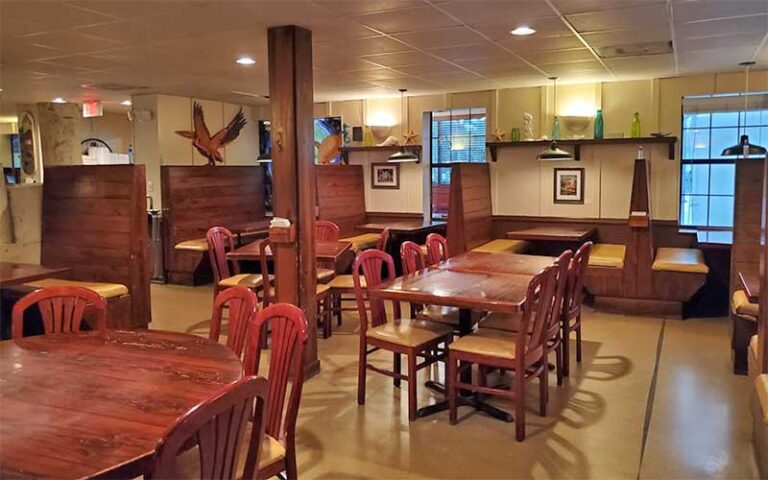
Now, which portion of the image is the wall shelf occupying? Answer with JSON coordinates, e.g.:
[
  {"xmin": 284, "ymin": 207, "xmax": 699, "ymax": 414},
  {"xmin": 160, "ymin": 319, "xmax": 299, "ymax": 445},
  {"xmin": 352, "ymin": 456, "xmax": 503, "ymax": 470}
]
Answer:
[
  {"xmin": 486, "ymin": 136, "xmax": 678, "ymax": 162},
  {"xmin": 340, "ymin": 145, "xmax": 422, "ymax": 164}
]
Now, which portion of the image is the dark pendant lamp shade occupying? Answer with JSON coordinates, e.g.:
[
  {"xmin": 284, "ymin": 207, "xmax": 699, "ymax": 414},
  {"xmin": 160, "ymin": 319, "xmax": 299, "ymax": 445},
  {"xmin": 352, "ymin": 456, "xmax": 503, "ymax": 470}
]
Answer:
[
  {"xmin": 537, "ymin": 141, "xmax": 573, "ymax": 161},
  {"xmin": 388, "ymin": 88, "xmax": 419, "ymax": 163},
  {"xmin": 721, "ymin": 134, "xmax": 767, "ymax": 157}
]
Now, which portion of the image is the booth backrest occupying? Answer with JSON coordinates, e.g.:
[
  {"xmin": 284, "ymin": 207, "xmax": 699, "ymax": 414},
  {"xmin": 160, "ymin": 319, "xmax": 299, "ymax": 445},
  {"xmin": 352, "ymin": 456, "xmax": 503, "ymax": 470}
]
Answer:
[
  {"xmin": 731, "ymin": 158, "xmax": 763, "ymax": 296},
  {"xmin": 446, "ymin": 163, "xmax": 493, "ymax": 256},
  {"xmin": 316, "ymin": 164, "xmax": 365, "ymax": 237},
  {"xmin": 623, "ymin": 158, "xmax": 655, "ymax": 297},
  {"xmin": 41, "ymin": 165, "xmax": 150, "ymax": 327}
]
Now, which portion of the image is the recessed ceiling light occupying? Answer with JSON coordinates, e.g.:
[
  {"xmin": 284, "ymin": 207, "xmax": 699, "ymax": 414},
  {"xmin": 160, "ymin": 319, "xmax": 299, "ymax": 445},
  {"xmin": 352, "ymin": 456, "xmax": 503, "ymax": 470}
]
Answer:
[
  {"xmin": 510, "ymin": 26, "xmax": 536, "ymax": 36},
  {"xmin": 121, "ymin": 100, "xmax": 132, "ymax": 106},
  {"xmin": 52, "ymin": 97, "xmax": 66, "ymax": 103},
  {"xmin": 236, "ymin": 56, "xmax": 256, "ymax": 65}
]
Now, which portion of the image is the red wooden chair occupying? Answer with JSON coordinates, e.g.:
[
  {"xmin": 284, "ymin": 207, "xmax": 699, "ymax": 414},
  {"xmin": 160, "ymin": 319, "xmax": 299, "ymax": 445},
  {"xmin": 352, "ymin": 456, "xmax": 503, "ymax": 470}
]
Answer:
[
  {"xmin": 315, "ymin": 221, "xmax": 338, "ymax": 284},
  {"xmin": 209, "ymin": 286, "xmax": 260, "ymax": 357},
  {"xmin": 150, "ymin": 376, "xmax": 269, "ymax": 480},
  {"xmin": 354, "ymin": 249, "xmax": 454, "ymax": 421},
  {"xmin": 447, "ymin": 266, "xmax": 559, "ymax": 441},
  {"xmin": 207, "ymin": 227, "xmax": 265, "ymax": 300},
  {"xmin": 12, "ymin": 286, "xmax": 107, "ymax": 339},
  {"xmin": 376, "ymin": 228, "xmax": 391, "ymax": 251},
  {"xmin": 426, "ymin": 233, "xmax": 449, "ymax": 265},
  {"xmin": 562, "ymin": 242, "xmax": 592, "ymax": 376},
  {"xmin": 243, "ymin": 303, "xmax": 308, "ymax": 480}
]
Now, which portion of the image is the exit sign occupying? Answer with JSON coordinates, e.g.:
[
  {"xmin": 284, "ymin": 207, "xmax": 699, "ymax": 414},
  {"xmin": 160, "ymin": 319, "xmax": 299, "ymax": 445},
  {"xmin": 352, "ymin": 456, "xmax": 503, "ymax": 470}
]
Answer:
[{"xmin": 83, "ymin": 100, "xmax": 103, "ymax": 118}]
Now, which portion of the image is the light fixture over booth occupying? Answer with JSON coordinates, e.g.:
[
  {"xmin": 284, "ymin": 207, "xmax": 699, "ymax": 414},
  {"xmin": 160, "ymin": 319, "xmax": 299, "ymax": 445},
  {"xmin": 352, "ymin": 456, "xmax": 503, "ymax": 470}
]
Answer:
[
  {"xmin": 722, "ymin": 61, "xmax": 767, "ymax": 157},
  {"xmin": 537, "ymin": 77, "xmax": 573, "ymax": 161},
  {"xmin": 388, "ymin": 88, "xmax": 419, "ymax": 163}
]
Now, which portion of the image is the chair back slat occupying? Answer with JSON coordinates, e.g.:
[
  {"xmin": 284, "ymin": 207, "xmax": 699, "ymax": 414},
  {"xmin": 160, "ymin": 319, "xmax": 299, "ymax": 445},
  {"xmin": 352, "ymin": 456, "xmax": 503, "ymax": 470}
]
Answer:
[
  {"xmin": 259, "ymin": 239, "xmax": 273, "ymax": 306},
  {"xmin": 566, "ymin": 242, "xmax": 592, "ymax": 316},
  {"xmin": 316, "ymin": 220, "xmax": 340, "ymax": 243},
  {"xmin": 376, "ymin": 228, "xmax": 391, "ymax": 252},
  {"xmin": 426, "ymin": 233, "xmax": 449, "ymax": 265},
  {"xmin": 151, "ymin": 376, "xmax": 268, "ymax": 480},
  {"xmin": 209, "ymin": 286, "xmax": 260, "ymax": 357},
  {"xmin": 243, "ymin": 303, "xmax": 308, "ymax": 441},
  {"xmin": 400, "ymin": 241, "xmax": 426, "ymax": 274},
  {"xmin": 548, "ymin": 250, "xmax": 573, "ymax": 338},
  {"xmin": 207, "ymin": 227, "xmax": 238, "ymax": 285},
  {"xmin": 518, "ymin": 266, "xmax": 558, "ymax": 362},
  {"xmin": 12, "ymin": 286, "xmax": 107, "ymax": 339},
  {"xmin": 353, "ymin": 249, "xmax": 399, "ymax": 331}
]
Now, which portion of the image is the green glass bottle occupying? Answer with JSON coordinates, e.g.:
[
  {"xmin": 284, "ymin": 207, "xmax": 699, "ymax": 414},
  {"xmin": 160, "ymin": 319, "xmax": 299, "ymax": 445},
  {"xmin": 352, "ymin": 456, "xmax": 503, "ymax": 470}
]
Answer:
[
  {"xmin": 594, "ymin": 109, "xmax": 604, "ymax": 139},
  {"xmin": 552, "ymin": 115, "xmax": 561, "ymax": 140},
  {"xmin": 631, "ymin": 112, "xmax": 641, "ymax": 138}
]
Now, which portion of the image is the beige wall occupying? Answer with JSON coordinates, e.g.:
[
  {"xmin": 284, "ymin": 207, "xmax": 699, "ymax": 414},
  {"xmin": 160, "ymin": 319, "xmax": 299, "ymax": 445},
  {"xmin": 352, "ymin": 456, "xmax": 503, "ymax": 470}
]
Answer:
[
  {"xmin": 80, "ymin": 112, "xmax": 133, "ymax": 154},
  {"xmin": 1, "ymin": 184, "xmax": 42, "ymax": 263}
]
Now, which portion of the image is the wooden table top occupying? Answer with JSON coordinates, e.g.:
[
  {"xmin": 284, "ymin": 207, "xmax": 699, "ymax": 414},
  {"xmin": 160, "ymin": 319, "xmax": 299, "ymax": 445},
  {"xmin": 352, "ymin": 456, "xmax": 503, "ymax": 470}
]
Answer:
[
  {"xmin": 356, "ymin": 220, "xmax": 446, "ymax": 235},
  {"xmin": 228, "ymin": 218, "xmax": 271, "ymax": 235},
  {"xmin": 368, "ymin": 267, "xmax": 531, "ymax": 314},
  {"xmin": 739, "ymin": 270, "xmax": 760, "ymax": 302},
  {"xmin": 0, "ymin": 330, "xmax": 243, "ymax": 479},
  {"xmin": 0, "ymin": 262, "xmax": 70, "ymax": 288},
  {"xmin": 506, "ymin": 226, "xmax": 595, "ymax": 242},
  {"xmin": 439, "ymin": 251, "xmax": 555, "ymax": 276},
  {"xmin": 228, "ymin": 238, "xmax": 352, "ymax": 262}
]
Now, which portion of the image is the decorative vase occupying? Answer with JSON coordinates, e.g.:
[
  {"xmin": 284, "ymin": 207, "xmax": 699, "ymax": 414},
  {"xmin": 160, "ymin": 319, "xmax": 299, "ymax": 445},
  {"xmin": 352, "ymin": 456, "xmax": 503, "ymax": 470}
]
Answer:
[
  {"xmin": 631, "ymin": 112, "xmax": 641, "ymax": 138},
  {"xmin": 510, "ymin": 128, "xmax": 520, "ymax": 142},
  {"xmin": 363, "ymin": 126, "xmax": 374, "ymax": 147},
  {"xmin": 552, "ymin": 115, "xmax": 561, "ymax": 140},
  {"xmin": 594, "ymin": 109, "xmax": 604, "ymax": 139}
]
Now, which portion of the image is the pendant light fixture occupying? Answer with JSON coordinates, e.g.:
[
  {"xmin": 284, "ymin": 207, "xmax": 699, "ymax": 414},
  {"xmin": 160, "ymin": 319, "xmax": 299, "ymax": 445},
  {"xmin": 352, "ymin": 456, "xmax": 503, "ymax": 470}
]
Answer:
[
  {"xmin": 388, "ymin": 88, "xmax": 419, "ymax": 163},
  {"xmin": 537, "ymin": 77, "xmax": 573, "ymax": 161},
  {"xmin": 722, "ymin": 61, "xmax": 766, "ymax": 157}
]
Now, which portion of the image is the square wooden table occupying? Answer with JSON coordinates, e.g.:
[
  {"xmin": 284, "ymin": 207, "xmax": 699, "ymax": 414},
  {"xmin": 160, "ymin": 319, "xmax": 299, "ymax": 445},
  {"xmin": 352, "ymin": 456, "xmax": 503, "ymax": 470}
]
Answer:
[
  {"xmin": 227, "ymin": 239, "xmax": 352, "ymax": 263},
  {"xmin": 739, "ymin": 270, "xmax": 760, "ymax": 302},
  {"xmin": 438, "ymin": 251, "xmax": 555, "ymax": 276},
  {"xmin": 356, "ymin": 220, "xmax": 446, "ymax": 235},
  {"xmin": 505, "ymin": 226, "xmax": 595, "ymax": 243},
  {"xmin": 0, "ymin": 262, "xmax": 70, "ymax": 288}
]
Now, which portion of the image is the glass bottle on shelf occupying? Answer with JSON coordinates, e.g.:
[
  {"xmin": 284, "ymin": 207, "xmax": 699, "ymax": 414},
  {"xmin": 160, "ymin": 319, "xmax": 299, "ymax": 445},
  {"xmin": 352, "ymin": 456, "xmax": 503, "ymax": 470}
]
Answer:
[
  {"xmin": 631, "ymin": 112, "xmax": 641, "ymax": 138},
  {"xmin": 552, "ymin": 115, "xmax": 561, "ymax": 140},
  {"xmin": 594, "ymin": 109, "xmax": 604, "ymax": 139},
  {"xmin": 363, "ymin": 126, "xmax": 374, "ymax": 147}
]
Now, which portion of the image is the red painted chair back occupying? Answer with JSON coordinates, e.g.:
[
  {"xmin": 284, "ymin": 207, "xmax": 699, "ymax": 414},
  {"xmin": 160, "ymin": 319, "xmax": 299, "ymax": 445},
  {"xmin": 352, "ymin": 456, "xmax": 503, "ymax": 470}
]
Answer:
[
  {"xmin": 209, "ymin": 286, "xmax": 260, "ymax": 357},
  {"xmin": 353, "ymin": 249, "xmax": 400, "ymax": 333},
  {"xmin": 516, "ymin": 266, "xmax": 558, "ymax": 365},
  {"xmin": 12, "ymin": 286, "xmax": 107, "ymax": 339},
  {"xmin": 316, "ymin": 220, "xmax": 340, "ymax": 243},
  {"xmin": 150, "ymin": 376, "xmax": 269, "ymax": 480},
  {"xmin": 426, "ymin": 233, "xmax": 449, "ymax": 265},
  {"xmin": 400, "ymin": 241, "xmax": 426, "ymax": 274},
  {"xmin": 207, "ymin": 227, "xmax": 238, "ymax": 286},
  {"xmin": 243, "ymin": 303, "xmax": 308, "ymax": 442},
  {"xmin": 259, "ymin": 239, "xmax": 273, "ymax": 306},
  {"xmin": 376, "ymin": 228, "xmax": 391, "ymax": 251},
  {"xmin": 565, "ymin": 242, "xmax": 592, "ymax": 316}
]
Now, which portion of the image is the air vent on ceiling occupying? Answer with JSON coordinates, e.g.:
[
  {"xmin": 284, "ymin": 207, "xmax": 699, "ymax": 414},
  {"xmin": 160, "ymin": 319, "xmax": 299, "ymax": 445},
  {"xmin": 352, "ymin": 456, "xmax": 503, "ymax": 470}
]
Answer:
[{"xmin": 595, "ymin": 41, "xmax": 673, "ymax": 59}]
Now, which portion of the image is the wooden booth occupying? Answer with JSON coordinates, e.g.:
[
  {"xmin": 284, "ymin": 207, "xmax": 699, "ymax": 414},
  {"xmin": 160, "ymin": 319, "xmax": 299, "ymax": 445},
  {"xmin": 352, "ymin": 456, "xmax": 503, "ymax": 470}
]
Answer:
[{"xmin": 161, "ymin": 165, "xmax": 266, "ymax": 285}]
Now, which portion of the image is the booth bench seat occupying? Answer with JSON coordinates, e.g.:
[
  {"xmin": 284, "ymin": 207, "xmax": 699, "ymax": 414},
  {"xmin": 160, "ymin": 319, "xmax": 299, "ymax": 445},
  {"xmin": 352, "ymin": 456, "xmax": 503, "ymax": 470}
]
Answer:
[
  {"xmin": 651, "ymin": 247, "xmax": 709, "ymax": 274},
  {"xmin": 174, "ymin": 239, "xmax": 209, "ymax": 252},
  {"xmin": 471, "ymin": 239, "xmax": 530, "ymax": 254},
  {"xmin": 588, "ymin": 243, "xmax": 626, "ymax": 269},
  {"xmin": 341, "ymin": 233, "xmax": 380, "ymax": 253},
  {"xmin": 168, "ymin": 239, "xmax": 212, "ymax": 286},
  {"xmin": 734, "ymin": 290, "xmax": 759, "ymax": 375}
]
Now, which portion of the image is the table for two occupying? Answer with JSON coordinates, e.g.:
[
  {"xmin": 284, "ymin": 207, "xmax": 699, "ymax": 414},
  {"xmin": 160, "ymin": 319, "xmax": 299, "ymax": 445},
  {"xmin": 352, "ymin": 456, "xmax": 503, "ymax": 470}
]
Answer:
[{"xmin": 368, "ymin": 251, "xmax": 554, "ymax": 421}]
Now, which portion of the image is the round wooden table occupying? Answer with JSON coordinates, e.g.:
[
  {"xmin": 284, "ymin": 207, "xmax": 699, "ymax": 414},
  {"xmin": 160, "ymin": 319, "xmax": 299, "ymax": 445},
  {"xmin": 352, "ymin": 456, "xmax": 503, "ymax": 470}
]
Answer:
[{"xmin": 0, "ymin": 330, "xmax": 243, "ymax": 479}]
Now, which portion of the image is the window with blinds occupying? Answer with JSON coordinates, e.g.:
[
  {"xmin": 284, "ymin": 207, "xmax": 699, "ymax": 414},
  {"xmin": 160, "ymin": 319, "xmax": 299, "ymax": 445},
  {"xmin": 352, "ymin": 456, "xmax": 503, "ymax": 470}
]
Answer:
[
  {"xmin": 680, "ymin": 93, "xmax": 768, "ymax": 228},
  {"xmin": 429, "ymin": 108, "xmax": 487, "ymax": 218}
]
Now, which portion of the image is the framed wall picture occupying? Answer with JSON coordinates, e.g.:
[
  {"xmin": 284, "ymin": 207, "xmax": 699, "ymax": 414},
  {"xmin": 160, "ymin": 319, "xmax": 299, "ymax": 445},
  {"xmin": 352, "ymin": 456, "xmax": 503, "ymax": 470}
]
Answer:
[
  {"xmin": 371, "ymin": 163, "xmax": 400, "ymax": 189},
  {"xmin": 554, "ymin": 168, "xmax": 584, "ymax": 204}
]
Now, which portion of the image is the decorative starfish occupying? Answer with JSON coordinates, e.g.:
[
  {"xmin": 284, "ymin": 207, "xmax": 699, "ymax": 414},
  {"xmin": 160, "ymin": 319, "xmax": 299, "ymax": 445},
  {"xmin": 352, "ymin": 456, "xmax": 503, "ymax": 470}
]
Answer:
[
  {"xmin": 175, "ymin": 102, "xmax": 247, "ymax": 166},
  {"xmin": 402, "ymin": 129, "xmax": 418, "ymax": 145},
  {"xmin": 491, "ymin": 128, "xmax": 506, "ymax": 142}
]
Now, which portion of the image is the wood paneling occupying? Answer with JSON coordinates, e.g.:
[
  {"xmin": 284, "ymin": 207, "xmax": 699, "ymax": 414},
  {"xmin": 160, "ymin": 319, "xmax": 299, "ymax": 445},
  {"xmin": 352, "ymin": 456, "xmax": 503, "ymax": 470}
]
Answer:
[
  {"xmin": 316, "ymin": 164, "xmax": 366, "ymax": 237},
  {"xmin": 446, "ymin": 163, "xmax": 494, "ymax": 256},
  {"xmin": 41, "ymin": 165, "xmax": 150, "ymax": 328},
  {"xmin": 161, "ymin": 165, "xmax": 265, "ymax": 285}
]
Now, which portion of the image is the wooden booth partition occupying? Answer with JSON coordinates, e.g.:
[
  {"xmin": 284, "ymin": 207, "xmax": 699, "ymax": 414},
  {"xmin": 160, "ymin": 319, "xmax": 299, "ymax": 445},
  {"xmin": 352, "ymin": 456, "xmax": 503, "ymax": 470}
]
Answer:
[
  {"xmin": 316, "ymin": 164, "xmax": 365, "ymax": 237},
  {"xmin": 446, "ymin": 163, "xmax": 494, "ymax": 256},
  {"xmin": 41, "ymin": 165, "xmax": 150, "ymax": 328},
  {"xmin": 161, "ymin": 166, "xmax": 265, "ymax": 285}
]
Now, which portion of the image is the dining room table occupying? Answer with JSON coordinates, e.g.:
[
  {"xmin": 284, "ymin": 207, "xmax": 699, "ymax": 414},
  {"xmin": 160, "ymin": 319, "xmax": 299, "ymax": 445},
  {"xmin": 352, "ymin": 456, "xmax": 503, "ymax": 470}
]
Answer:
[
  {"xmin": 506, "ymin": 226, "xmax": 595, "ymax": 255},
  {"xmin": 356, "ymin": 220, "xmax": 446, "ymax": 274},
  {"xmin": 0, "ymin": 262, "xmax": 70, "ymax": 288},
  {"xmin": 228, "ymin": 218, "xmax": 272, "ymax": 244},
  {"xmin": 227, "ymin": 238, "xmax": 353, "ymax": 263},
  {"xmin": 438, "ymin": 251, "xmax": 555, "ymax": 276},
  {"xmin": 0, "ymin": 329, "xmax": 243, "ymax": 479}
]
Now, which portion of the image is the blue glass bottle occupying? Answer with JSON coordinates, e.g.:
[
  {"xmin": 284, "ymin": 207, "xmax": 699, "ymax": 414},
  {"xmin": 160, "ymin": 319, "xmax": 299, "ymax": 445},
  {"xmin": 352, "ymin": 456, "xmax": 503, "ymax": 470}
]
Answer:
[{"xmin": 552, "ymin": 115, "xmax": 561, "ymax": 140}]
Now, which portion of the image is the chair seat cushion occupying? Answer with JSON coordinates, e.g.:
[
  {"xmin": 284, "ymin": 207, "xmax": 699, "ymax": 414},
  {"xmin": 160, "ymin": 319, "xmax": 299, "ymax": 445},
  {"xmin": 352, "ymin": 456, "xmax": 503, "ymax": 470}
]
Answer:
[
  {"xmin": 366, "ymin": 319, "xmax": 453, "ymax": 347},
  {"xmin": 258, "ymin": 433, "xmax": 287, "ymax": 469},
  {"xmin": 733, "ymin": 289, "xmax": 759, "ymax": 318},
  {"xmin": 588, "ymin": 243, "xmax": 625, "ymax": 268},
  {"xmin": 169, "ymin": 432, "xmax": 285, "ymax": 477},
  {"xmin": 174, "ymin": 239, "xmax": 208, "ymax": 252},
  {"xmin": 317, "ymin": 268, "xmax": 336, "ymax": 283},
  {"xmin": 471, "ymin": 239, "xmax": 530, "ymax": 254},
  {"xmin": 652, "ymin": 247, "xmax": 709, "ymax": 274},
  {"xmin": 22, "ymin": 278, "xmax": 128, "ymax": 299},
  {"xmin": 450, "ymin": 329, "xmax": 518, "ymax": 360},
  {"xmin": 757, "ymin": 375, "xmax": 768, "ymax": 424},
  {"xmin": 340, "ymin": 233, "xmax": 381, "ymax": 253},
  {"xmin": 219, "ymin": 273, "xmax": 265, "ymax": 289},
  {"xmin": 328, "ymin": 274, "xmax": 364, "ymax": 290},
  {"xmin": 481, "ymin": 311, "xmax": 524, "ymax": 332}
]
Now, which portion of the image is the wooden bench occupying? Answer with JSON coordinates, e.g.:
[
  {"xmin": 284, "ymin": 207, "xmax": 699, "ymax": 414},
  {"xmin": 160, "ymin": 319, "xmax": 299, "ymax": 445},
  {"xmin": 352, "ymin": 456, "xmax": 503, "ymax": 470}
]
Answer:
[
  {"xmin": 162, "ymin": 166, "xmax": 266, "ymax": 285},
  {"xmin": 446, "ymin": 163, "xmax": 530, "ymax": 256}
]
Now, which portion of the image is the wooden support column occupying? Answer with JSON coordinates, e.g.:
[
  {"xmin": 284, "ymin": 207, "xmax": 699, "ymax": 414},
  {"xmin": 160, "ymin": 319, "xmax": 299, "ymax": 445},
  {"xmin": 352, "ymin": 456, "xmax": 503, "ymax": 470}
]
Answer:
[
  {"xmin": 759, "ymin": 155, "xmax": 768, "ymax": 373},
  {"xmin": 268, "ymin": 25, "xmax": 319, "ymax": 377}
]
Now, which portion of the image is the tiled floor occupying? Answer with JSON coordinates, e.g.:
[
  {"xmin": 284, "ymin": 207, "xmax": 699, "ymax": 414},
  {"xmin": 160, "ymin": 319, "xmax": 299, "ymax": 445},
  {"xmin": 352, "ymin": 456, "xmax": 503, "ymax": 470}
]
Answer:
[{"xmin": 151, "ymin": 283, "xmax": 759, "ymax": 479}]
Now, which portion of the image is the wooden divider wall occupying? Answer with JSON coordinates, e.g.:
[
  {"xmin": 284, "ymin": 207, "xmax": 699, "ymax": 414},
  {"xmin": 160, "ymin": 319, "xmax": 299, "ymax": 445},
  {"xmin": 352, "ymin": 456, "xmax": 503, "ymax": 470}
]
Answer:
[
  {"xmin": 316, "ymin": 164, "xmax": 366, "ymax": 237},
  {"xmin": 162, "ymin": 165, "xmax": 265, "ymax": 285},
  {"xmin": 41, "ymin": 165, "xmax": 150, "ymax": 328},
  {"xmin": 446, "ymin": 163, "xmax": 494, "ymax": 256}
]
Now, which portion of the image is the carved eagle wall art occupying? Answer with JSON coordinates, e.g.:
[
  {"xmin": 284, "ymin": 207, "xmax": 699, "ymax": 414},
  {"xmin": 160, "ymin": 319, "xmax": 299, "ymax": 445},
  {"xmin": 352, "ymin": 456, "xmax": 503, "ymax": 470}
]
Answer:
[{"xmin": 175, "ymin": 102, "xmax": 247, "ymax": 166}]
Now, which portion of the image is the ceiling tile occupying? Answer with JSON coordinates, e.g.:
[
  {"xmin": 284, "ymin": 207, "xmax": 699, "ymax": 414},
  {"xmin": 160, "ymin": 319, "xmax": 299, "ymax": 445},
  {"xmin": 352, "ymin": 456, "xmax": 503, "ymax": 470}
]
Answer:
[
  {"xmin": 675, "ymin": 14, "xmax": 768, "ymax": 39},
  {"xmin": 394, "ymin": 26, "xmax": 485, "ymax": 49},
  {"xmin": 676, "ymin": 32, "xmax": 764, "ymax": 52},
  {"xmin": 522, "ymin": 48, "xmax": 596, "ymax": 65},
  {"xmin": 437, "ymin": 1, "xmax": 555, "ymax": 26},
  {"xmin": 671, "ymin": 0, "xmax": 768, "ymax": 24},
  {"xmin": 566, "ymin": 3, "xmax": 669, "ymax": 32},
  {"xmin": 551, "ymin": 0, "xmax": 665, "ymax": 15},
  {"xmin": 352, "ymin": 6, "xmax": 462, "ymax": 34},
  {"xmin": 23, "ymin": 31, "xmax": 123, "ymax": 54},
  {"xmin": 3, "ymin": 2, "xmax": 117, "ymax": 30},
  {"xmin": 428, "ymin": 43, "xmax": 506, "ymax": 61},
  {"xmin": 319, "ymin": 36, "xmax": 410, "ymax": 56},
  {"xmin": 499, "ymin": 34, "xmax": 585, "ymax": 53},
  {"xmin": 360, "ymin": 50, "xmax": 435, "ymax": 67},
  {"xmin": 580, "ymin": 28, "xmax": 670, "ymax": 48},
  {"xmin": 472, "ymin": 17, "xmax": 572, "ymax": 40},
  {"xmin": 312, "ymin": 0, "xmax": 425, "ymax": 16}
]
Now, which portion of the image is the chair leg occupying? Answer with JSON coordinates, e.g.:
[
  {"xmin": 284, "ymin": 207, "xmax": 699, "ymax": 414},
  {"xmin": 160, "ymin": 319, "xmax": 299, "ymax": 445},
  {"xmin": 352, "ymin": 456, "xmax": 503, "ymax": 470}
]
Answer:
[
  {"xmin": 562, "ymin": 321, "xmax": 571, "ymax": 377},
  {"xmin": 393, "ymin": 353, "xmax": 401, "ymax": 388},
  {"xmin": 285, "ymin": 454, "xmax": 298, "ymax": 480},
  {"xmin": 515, "ymin": 370, "xmax": 526, "ymax": 441},
  {"xmin": 336, "ymin": 295, "xmax": 343, "ymax": 326},
  {"xmin": 539, "ymin": 360, "xmax": 549, "ymax": 417},
  {"xmin": 407, "ymin": 353, "xmax": 418, "ymax": 422},
  {"xmin": 448, "ymin": 352, "xmax": 458, "ymax": 425},
  {"xmin": 357, "ymin": 340, "xmax": 367, "ymax": 405},
  {"xmin": 555, "ymin": 343, "xmax": 563, "ymax": 386},
  {"xmin": 478, "ymin": 364, "xmax": 488, "ymax": 389},
  {"xmin": 575, "ymin": 314, "xmax": 582, "ymax": 362}
]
